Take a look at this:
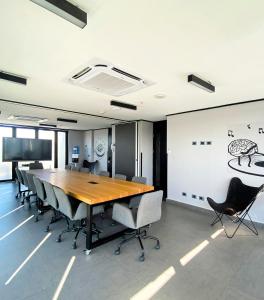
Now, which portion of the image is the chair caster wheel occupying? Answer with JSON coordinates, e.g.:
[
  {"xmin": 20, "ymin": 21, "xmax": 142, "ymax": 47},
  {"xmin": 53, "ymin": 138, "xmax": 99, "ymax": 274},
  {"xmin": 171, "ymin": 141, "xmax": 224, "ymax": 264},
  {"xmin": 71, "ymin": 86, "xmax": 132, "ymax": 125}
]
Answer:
[
  {"xmin": 72, "ymin": 242, "xmax": 77, "ymax": 249},
  {"xmin": 139, "ymin": 253, "xmax": 145, "ymax": 262},
  {"xmin": 56, "ymin": 236, "xmax": 62, "ymax": 243},
  {"xmin": 84, "ymin": 249, "xmax": 91, "ymax": 255},
  {"xmin": 35, "ymin": 217, "xmax": 39, "ymax": 223},
  {"xmin": 45, "ymin": 226, "xmax": 50, "ymax": 232},
  {"xmin": 114, "ymin": 248, "xmax": 121, "ymax": 255},
  {"xmin": 155, "ymin": 242, "xmax": 160, "ymax": 250}
]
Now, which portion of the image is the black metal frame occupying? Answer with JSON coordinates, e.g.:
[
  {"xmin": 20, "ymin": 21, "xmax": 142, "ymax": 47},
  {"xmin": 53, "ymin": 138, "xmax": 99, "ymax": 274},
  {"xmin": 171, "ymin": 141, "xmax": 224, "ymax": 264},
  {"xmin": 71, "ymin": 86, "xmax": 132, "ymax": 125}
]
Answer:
[
  {"xmin": 84, "ymin": 192, "xmax": 153, "ymax": 255},
  {"xmin": 210, "ymin": 199, "xmax": 258, "ymax": 238}
]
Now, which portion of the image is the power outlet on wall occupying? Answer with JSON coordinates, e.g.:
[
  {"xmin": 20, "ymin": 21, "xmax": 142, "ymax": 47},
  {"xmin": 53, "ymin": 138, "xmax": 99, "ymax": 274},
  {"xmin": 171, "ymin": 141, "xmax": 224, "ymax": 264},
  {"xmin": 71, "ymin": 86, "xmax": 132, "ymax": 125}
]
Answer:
[
  {"xmin": 200, "ymin": 141, "xmax": 205, "ymax": 145},
  {"xmin": 192, "ymin": 141, "xmax": 197, "ymax": 145},
  {"xmin": 192, "ymin": 194, "xmax": 197, "ymax": 199},
  {"xmin": 199, "ymin": 196, "xmax": 204, "ymax": 201},
  {"xmin": 182, "ymin": 192, "xmax": 187, "ymax": 196}
]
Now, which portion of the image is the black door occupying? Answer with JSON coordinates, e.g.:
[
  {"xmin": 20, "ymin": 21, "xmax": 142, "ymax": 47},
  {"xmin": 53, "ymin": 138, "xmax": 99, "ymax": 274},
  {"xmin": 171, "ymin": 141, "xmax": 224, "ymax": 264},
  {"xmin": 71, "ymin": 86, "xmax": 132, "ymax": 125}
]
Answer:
[{"xmin": 153, "ymin": 121, "xmax": 167, "ymax": 198}]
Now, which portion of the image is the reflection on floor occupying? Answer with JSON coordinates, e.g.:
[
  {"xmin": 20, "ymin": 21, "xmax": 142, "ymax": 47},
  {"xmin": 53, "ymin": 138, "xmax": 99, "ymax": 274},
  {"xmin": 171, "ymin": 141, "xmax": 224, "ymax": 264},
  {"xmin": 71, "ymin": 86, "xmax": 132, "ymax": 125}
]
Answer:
[{"xmin": 0, "ymin": 182, "xmax": 264, "ymax": 300}]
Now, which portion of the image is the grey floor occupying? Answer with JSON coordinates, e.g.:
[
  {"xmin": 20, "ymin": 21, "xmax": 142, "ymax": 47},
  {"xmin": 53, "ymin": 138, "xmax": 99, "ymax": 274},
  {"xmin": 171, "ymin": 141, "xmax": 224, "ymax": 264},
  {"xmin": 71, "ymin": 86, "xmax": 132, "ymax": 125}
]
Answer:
[{"xmin": 0, "ymin": 182, "xmax": 263, "ymax": 300}]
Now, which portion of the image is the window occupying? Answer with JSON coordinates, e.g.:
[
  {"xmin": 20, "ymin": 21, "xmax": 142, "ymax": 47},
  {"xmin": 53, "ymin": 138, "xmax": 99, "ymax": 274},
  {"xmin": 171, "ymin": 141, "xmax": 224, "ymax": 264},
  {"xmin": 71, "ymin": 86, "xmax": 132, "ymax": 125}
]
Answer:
[
  {"xmin": 39, "ymin": 130, "xmax": 55, "ymax": 169},
  {"xmin": 16, "ymin": 128, "xmax": 36, "ymax": 169},
  {"xmin": 0, "ymin": 127, "xmax": 13, "ymax": 180}
]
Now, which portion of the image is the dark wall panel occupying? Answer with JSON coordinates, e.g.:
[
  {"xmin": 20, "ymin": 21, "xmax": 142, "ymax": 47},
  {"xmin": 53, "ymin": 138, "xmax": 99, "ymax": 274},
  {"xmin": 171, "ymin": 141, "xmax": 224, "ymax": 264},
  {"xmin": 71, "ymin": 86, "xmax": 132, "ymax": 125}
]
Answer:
[{"xmin": 115, "ymin": 123, "xmax": 136, "ymax": 180}]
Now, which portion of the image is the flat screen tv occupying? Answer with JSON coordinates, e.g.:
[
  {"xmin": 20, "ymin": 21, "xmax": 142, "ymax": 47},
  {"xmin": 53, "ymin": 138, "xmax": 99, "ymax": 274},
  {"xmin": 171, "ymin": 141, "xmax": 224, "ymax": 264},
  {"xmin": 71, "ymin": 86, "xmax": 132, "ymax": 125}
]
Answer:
[{"xmin": 2, "ymin": 137, "xmax": 52, "ymax": 162}]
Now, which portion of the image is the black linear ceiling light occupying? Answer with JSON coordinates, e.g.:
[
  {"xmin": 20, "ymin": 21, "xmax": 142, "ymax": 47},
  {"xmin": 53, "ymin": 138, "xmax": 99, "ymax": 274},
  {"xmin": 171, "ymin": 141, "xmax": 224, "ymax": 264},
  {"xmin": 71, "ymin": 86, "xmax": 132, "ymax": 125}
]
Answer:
[
  {"xmin": 31, "ymin": 0, "xmax": 87, "ymax": 29},
  {"xmin": 110, "ymin": 100, "xmax": 137, "ymax": 110},
  {"xmin": 0, "ymin": 71, "xmax": 27, "ymax": 85},
  {"xmin": 188, "ymin": 74, "xmax": 215, "ymax": 93},
  {"xmin": 57, "ymin": 117, "xmax": 77, "ymax": 123}
]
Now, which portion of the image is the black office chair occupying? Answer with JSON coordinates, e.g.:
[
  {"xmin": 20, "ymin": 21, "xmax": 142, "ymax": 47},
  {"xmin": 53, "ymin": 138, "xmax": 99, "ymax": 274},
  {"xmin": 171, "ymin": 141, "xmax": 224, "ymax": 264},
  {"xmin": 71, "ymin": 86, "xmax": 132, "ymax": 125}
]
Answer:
[
  {"xmin": 15, "ymin": 167, "xmax": 28, "ymax": 198},
  {"xmin": 207, "ymin": 177, "xmax": 264, "ymax": 238},
  {"xmin": 29, "ymin": 162, "xmax": 43, "ymax": 170}
]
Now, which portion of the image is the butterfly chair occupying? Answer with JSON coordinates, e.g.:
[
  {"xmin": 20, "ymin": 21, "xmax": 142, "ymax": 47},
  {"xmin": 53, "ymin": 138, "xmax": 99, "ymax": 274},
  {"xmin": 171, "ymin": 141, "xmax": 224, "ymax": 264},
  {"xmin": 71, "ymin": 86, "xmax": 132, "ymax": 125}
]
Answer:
[{"xmin": 207, "ymin": 177, "xmax": 264, "ymax": 238}]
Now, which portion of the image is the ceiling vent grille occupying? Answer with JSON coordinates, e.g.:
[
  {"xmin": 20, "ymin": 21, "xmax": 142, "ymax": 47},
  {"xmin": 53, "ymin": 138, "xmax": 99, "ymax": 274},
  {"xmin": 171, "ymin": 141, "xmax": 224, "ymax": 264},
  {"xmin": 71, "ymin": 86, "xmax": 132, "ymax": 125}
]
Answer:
[{"xmin": 68, "ymin": 59, "xmax": 154, "ymax": 96}]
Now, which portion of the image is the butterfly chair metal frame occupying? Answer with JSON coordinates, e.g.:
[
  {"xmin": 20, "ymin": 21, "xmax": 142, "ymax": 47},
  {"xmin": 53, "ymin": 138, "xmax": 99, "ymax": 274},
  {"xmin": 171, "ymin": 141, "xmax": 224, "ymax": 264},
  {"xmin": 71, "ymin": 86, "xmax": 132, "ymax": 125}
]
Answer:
[{"xmin": 208, "ymin": 177, "xmax": 264, "ymax": 239}]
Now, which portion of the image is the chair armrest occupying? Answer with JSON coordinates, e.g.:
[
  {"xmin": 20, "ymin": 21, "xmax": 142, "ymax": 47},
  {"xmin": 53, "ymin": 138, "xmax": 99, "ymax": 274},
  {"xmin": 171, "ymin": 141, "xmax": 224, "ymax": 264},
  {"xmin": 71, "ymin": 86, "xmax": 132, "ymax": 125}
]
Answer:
[{"xmin": 112, "ymin": 203, "xmax": 136, "ymax": 229}]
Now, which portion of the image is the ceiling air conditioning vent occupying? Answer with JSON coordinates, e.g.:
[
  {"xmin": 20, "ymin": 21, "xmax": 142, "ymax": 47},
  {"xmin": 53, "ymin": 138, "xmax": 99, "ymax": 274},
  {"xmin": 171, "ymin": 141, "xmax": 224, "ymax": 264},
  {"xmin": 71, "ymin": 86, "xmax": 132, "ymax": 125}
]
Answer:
[{"xmin": 68, "ymin": 58, "xmax": 154, "ymax": 96}]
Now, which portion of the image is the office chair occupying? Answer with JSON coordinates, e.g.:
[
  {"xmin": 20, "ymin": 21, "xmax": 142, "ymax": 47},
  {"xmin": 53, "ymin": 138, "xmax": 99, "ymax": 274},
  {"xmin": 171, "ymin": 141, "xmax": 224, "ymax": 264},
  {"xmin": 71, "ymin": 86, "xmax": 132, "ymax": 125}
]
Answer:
[
  {"xmin": 25, "ymin": 172, "xmax": 38, "ymax": 209},
  {"xmin": 113, "ymin": 190, "xmax": 163, "ymax": 261},
  {"xmin": 80, "ymin": 167, "xmax": 90, "ymax": 173},
  {"xmin": 15, "ymin": 167, "xmax": 28, "ymax": 198},
  {"xmin": 43, "ymin": 181, "xmax": 60, "ymax": 232},
  {"xmin": 20, "ymin": 170, "xmax": 31, "ymax": 205},
  {"xmin": 114, "ymin": 174, "xmax": 127, "ymax": 181},
  {"xmin": 53, "ymin": 186, "xmax": 104, "ymax": 249},
  {"xmin": 129, "ymin": 176, "xmax": 147, "ymax": 209},
  {"xmin": 65, "ymin": 165, "xmax": 72, "ymax": 170},
  {"xmin": 29, "ymin": 162, "xmax": 43, "ymax": 170},
  {"xmin": 207, "ymin": 177, "xmax": 264, "ymax": 238},
  {"xmin": 33, "ymin": 176, "xmax": 49, "ymax": 222},
  {"xmin": 99, "ymin": 171, "xmax": 110, "ymax": 177}
]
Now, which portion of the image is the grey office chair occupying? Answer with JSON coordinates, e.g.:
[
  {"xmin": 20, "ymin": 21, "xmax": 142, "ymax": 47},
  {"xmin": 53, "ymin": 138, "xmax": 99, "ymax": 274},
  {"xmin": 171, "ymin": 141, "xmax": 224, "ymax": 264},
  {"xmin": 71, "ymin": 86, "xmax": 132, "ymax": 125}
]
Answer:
[
  {"xmin": 65, "ymin": 165, "xmax": 72, "ymax": 170},
  {"xmin": 53, "ymin": 186, "xmax": 104, "ymax": 249},
  {"xmin": 43, "ymin": 181, "xmax": 60, "ymax": 232},
  {"xmin": 20, "ymin": 170, "xmax": 31, "ymax": 205},
  {"xmin": 80, "ymin": 167, "xmax": 90, "ymax": 173},
  {"xmin": 29, "ymin": 162, "xmax": 43, "ymax": 170},
  {"xmin": 25, "ymin": 172, "xmax": 38, "ymax": 208},
  {"xmin": 33, "ymin": 176, "xmax": 48, "ymax": 222},
  {"xmin": 15, "ymin": 167, "xmax": 27, "ymax": 198},
  {"xmin": 99, "ymin": 171, "xmax": 110, "ymax": 177},
  {"xmin": 114, "ymin": 174, "xmax": 127, "ymax": 181},
  {"xmin": 129, "ymin": 176, "xmax": 147, "ymax": 209},
  {"xmin": 113, "ymin": 190, "xmax": 163, "ymax": 261}
]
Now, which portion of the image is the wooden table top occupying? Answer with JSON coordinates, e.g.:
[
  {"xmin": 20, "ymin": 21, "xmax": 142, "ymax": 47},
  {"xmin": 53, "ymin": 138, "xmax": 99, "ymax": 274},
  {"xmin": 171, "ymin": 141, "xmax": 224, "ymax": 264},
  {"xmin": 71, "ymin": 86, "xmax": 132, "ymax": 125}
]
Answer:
[{"xmin": 29, "ymin": 169, "xmax": 154, "ymax": 205}]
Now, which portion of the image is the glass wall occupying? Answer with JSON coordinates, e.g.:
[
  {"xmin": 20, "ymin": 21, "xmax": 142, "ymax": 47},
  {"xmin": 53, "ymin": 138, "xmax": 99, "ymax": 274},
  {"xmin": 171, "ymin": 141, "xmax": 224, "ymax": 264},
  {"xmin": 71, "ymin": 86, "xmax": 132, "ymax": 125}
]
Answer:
[
  {"xmin": 39, "ymin": 130, "xmax": 55, "ymax": 169},
  {"xmin": 16, "ymin": 128, "xmax": 36, "ymax": 169},
  {"xmin": 0, "ymin": 127, "xmax": 13, "ymax": 180},
  {"xmin": 58, "ymin": 131, "xmax": 66, "ymax": 169}
]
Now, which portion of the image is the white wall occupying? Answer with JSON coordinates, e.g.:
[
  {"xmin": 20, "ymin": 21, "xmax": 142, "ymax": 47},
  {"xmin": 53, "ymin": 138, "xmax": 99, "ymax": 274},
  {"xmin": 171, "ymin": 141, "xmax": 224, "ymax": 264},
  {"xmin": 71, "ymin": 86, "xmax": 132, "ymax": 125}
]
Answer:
[
  {"xmin": 83, "ymin": 130, "xmax": 94, "ymax": 161},
  {"xmin": 68, "ymin": 130, "xmax": 84, "ymax": 164},
  {"xmin": 167, "ymin": 101, "xmax": 264, "ymax": 223},
  {"xmin": 138, "ymin": 121, "xmax": 153, "ymax": 185}
]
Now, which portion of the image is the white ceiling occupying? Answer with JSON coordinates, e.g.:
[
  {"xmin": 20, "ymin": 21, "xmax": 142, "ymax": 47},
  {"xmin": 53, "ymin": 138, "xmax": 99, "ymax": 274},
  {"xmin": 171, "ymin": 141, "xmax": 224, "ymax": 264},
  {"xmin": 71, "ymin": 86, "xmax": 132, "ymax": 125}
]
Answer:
[{"xmin": 1, "ymin": 0, "xmax": 264, "ymax": 129}]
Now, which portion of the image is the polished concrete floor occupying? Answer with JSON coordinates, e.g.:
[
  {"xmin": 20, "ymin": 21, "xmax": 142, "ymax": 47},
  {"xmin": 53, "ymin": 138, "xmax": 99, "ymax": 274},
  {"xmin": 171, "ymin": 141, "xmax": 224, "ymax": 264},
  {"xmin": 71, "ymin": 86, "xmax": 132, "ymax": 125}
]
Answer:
[{"xmin": 0, "ymin": 182, "xmax": 263, "ymax": 300}]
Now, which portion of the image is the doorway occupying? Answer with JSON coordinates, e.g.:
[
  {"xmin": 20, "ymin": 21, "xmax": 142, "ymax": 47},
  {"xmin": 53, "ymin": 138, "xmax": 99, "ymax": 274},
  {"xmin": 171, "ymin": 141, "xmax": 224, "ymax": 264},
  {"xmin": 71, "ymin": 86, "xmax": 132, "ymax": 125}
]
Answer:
[{"xmin": 153, "ymin": 120, "xmax": 167, "ymax": 198}]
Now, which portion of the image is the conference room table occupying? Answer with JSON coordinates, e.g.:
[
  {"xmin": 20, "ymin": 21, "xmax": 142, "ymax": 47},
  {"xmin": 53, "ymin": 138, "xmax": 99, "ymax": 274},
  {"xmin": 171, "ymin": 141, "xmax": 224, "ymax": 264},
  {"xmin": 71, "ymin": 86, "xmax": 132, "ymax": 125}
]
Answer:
[{"xmin": 29, "ymin": 169, "xmax": 154, "ymax": 254}]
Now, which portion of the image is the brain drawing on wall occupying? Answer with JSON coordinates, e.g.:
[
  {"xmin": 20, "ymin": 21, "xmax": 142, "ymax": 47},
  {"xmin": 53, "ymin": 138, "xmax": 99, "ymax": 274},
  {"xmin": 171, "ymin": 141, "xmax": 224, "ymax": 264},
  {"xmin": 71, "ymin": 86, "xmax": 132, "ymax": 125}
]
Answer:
[
  {"xmin": 228, "ymin": 139, "xmax": 264, "ymax": 177},
  {"xmin": 228, "ymin": 139, "xmax": 258, "ymax": 167}
]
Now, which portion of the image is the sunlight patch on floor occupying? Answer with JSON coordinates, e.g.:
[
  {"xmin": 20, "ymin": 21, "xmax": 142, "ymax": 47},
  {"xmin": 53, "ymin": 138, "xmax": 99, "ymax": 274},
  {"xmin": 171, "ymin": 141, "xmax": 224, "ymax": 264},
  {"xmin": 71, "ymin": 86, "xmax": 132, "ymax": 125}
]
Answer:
[
  {"xmin": 130, "ymin": 266, "xmax": 176, "ymax": 300},
  {"xmin": 180, "ymin": 240, "xmax": 209, "ymax": 266}
]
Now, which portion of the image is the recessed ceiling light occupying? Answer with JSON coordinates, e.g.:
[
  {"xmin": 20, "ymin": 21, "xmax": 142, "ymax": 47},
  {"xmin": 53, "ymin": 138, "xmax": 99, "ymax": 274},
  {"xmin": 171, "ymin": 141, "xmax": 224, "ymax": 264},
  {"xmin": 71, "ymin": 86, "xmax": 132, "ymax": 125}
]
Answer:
[{"xmin": 154, "ymin": 93, "xmax": 166, "ymax": 99}]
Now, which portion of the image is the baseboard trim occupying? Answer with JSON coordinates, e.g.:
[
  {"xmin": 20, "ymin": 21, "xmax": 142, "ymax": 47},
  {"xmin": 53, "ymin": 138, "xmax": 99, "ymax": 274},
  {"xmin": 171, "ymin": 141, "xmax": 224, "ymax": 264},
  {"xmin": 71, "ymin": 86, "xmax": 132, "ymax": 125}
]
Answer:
[{"xmin": 166, "ymin": 198, "xmax": 264, "ymax": 228}]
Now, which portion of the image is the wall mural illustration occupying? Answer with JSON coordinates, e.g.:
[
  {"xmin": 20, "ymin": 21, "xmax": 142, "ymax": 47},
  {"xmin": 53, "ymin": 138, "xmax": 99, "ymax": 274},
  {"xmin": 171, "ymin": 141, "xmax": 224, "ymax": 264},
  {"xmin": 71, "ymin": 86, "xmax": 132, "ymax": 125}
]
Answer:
[
  {"xmin": 95, "ymin": 139, "xmax": 106, "ymax": 159},
  {"xmin": 227, "ymin": 125, "xmax": 264, "ymax": 177}
]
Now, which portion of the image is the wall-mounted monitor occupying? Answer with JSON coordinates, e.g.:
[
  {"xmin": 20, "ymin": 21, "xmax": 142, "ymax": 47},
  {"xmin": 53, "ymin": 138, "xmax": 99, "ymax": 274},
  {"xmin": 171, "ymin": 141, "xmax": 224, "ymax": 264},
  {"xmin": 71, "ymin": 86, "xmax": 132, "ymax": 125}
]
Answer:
[{"xmin": 2, "ymin": 137, "xmax": 52, "ymax": 162}]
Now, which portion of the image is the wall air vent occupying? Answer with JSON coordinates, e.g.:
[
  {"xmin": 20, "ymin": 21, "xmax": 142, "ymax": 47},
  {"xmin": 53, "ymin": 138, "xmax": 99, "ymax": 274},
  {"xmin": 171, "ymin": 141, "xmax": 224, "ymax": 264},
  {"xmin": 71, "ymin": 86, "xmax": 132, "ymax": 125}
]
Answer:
[{"xmin": 68, "ymin": 58, "xmax": 154, "ymax": 96}]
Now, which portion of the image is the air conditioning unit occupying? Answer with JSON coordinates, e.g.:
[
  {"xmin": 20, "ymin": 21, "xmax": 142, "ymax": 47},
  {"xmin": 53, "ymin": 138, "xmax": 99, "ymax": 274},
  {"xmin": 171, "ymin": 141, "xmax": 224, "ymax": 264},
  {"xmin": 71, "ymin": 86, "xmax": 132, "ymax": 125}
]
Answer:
[
  {"xmin": 68, "ymin": 58, "xmax": 154, "ymax": 96},
  {"xmin": 8, "ymin": 115, "xmax": 48, "ymax": 123}
]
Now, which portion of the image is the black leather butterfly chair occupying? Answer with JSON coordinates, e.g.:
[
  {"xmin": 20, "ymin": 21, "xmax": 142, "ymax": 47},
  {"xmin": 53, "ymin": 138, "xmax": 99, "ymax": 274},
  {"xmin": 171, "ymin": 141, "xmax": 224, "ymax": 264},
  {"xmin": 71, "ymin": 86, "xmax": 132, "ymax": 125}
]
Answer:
[{"xmin": 207, "ymin": 177, "xmax": 264, "ymax": 238}]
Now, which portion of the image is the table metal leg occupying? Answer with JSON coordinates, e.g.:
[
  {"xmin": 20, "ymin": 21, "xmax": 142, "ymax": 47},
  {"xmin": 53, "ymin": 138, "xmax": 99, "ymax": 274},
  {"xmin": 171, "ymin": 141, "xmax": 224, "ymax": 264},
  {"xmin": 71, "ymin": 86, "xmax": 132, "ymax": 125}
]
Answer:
[{"xmin": 85, "ymin": 204, "xmax": 93, "ymax": 255}]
